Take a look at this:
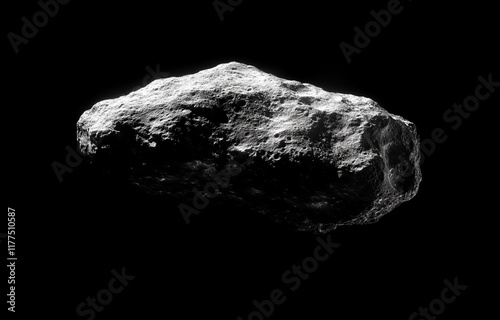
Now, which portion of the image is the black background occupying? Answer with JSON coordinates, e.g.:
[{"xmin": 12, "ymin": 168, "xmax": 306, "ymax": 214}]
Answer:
[{"xmin": 4, "ymin": 0, "xmax": 498, "ymax": 319}]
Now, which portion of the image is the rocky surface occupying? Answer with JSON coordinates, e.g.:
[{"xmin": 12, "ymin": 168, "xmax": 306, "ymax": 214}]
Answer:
[{"xmin": 77, "ymin": 62, "xmax": 421, "ymax": 233}]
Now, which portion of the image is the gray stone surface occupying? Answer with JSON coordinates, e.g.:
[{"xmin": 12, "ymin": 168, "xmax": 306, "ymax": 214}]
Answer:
[{"xmin": 77, "ymin": 62, "xmax": 421, "ymax": 233}]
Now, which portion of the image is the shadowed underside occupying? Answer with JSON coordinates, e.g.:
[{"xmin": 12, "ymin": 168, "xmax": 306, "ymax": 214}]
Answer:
[{"xmin": 77, "ymin": 62, "xmax": 421, "ymax": 233}]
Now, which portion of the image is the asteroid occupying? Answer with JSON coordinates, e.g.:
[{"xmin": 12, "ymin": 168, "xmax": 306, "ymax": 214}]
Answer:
[{"xmin": 77, "ymin": 62, "xmax": 421, "ymax": 233}]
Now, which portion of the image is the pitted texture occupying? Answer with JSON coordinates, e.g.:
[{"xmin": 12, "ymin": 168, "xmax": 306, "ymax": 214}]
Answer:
[{"xmin": 77, "ymin": 62, "xmax": 421, "ymax": 233}]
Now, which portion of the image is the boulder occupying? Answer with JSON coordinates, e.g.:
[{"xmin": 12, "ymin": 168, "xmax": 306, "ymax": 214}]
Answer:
[{"xmin": 77, "ymin": 62, "xmax": 421, "ymax": 233}]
